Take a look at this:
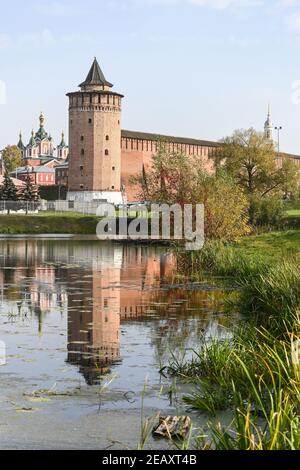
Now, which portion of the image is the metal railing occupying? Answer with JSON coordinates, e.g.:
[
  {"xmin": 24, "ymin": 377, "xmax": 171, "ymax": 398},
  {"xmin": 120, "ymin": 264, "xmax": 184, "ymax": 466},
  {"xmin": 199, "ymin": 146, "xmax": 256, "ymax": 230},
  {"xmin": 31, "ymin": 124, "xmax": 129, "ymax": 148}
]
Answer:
[
  {"xmin": 0, "ymin": 200, "xmax": 103, "ymax": 215},
  {"xmin": 0, "ymin": 201, "xmax": 41, "ymax": 214}
]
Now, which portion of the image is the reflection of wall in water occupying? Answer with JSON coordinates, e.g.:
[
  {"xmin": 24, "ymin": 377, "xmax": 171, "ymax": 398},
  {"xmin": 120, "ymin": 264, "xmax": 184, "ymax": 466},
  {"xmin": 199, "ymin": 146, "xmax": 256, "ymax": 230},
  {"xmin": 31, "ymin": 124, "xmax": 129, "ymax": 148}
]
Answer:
[
  {"xmin": 66, "ymin": 244, "xmax": 175, "ymax": 384},
  {"xmin": 120, "ymin": 245, "xmax": 175, "ymax": 319},
  {"xmin": 0, "ymin": 240, "xmax": 176, "ymax": 384},
  {"xmin": 0, "ymin": 240, "xmax": 67, "ymax": 320}
]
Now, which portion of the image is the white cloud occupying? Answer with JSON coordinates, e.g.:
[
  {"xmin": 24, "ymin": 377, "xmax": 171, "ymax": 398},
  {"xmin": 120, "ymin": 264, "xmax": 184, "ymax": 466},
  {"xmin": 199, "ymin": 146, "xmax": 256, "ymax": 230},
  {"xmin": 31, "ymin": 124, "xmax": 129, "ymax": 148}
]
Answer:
[
  {"xmin": 0, "ymin": 33, "xmax": 11, "ymax": 49},
  {"xmin": 35, "ymin": 1, "xmax": 77, "ymax": 17},
  {"xmin": 0, "ymin": 29, "xmax": 93, "ymax": 51},
  {"xmin": 118, "ymin": 0, "xmax": 264, "ymax": 8},
  {"xmin": 16, "ymin": 29, "xmax": 56, "ymax": 48},
  {"xmin": 286, "ymin": 11, "xmax": 300, "ymax": 30},
  {"xmin": 229, "ymin": 33, "xmax": 260, "ymax": 47},
  {"xmin": 278, "ymin": 0, "xmax": 298, "ymax": 6},
  {"xmin": 188, "ymin": 0, "xmax": 263, "ymax": 9}
]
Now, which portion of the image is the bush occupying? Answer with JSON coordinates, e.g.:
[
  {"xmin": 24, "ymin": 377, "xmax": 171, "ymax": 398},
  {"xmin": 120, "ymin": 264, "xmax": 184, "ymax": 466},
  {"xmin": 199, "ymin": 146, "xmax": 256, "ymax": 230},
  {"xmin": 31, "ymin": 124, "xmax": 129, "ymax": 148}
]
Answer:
[{"xmin": 249, "ymin": 196, "xmax": 284, "ymax": 229}]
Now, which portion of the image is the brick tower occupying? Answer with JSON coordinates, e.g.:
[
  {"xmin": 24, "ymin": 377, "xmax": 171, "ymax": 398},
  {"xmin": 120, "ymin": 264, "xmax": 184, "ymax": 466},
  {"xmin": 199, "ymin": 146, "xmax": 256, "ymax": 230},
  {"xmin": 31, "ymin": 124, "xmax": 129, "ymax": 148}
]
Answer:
[{"xmin": 67, "ymin": 58, "xmax": 124, "ymax": 204}]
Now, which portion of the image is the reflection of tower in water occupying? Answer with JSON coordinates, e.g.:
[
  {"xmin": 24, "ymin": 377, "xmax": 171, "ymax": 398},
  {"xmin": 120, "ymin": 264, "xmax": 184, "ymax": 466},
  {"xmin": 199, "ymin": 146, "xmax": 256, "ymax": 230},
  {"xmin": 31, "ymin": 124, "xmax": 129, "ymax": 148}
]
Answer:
[
  {"xmin": 66, "ymin": 244, "xmax": 175, "ymax": 385},
  {"xmin": 67, "ymin": 245, "xmax": 122, "ymax": 385}
]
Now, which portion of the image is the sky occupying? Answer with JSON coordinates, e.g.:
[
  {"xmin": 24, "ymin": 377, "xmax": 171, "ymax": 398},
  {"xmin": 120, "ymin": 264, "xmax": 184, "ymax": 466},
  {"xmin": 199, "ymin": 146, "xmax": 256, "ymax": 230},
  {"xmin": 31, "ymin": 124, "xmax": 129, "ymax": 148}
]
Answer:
[{"xmin": 1, "ymin": 0, "xmax": 300, "ymax": 153}]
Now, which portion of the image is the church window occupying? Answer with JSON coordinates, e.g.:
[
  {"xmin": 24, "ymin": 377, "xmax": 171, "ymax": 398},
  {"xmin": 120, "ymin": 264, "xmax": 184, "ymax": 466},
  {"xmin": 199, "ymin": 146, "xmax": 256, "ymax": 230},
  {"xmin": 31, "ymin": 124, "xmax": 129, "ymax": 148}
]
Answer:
[
  {"xmin": 105, "ymin": 149, "xmax": 109, "ymax": 156},
  {"xmin": 112, "ymin": 166, "xmax": 115, "ymax": 171},
  {"xmin": 106, "ymin": 135, "xmax": 109, "ymax": 141},
  {"xmin": 81, "ymin": 149, "xmax": 85, "ymax": 156},
  {"xmin": 112, "ymin": 186, "xmax": 115, "ymax": 190}
]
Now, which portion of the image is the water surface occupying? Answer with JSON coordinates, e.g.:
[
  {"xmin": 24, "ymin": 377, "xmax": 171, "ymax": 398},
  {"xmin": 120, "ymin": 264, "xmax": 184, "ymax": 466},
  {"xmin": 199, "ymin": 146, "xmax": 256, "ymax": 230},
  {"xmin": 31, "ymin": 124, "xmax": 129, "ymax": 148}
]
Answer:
[{"xmin": 0, "ymin": 240, "xmax": 232, "ymax": 449}]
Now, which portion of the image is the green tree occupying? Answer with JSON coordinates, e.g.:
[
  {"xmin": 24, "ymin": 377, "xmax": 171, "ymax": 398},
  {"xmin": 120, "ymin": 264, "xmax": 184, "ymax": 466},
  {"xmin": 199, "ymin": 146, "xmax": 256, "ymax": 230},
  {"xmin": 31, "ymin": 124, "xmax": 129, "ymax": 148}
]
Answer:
[
  {"xmin": 133, "ymin": 143, "xmax": 250, "ymax": 241},
  {"xmin": 0, "ymin": 172, "xmax": 18, "ymax": 214},
  {"xmin": 213, "ymin": 128, "xmax": 300, "ymax": 198},
  {"xmin": 1, "ymin": 145, "xmax": 22, "ymax": 173},
  {"xmin": 19, "ymin": 172, "xmax": 39, "ymax": 201},
  {"xmin": 19, "ymin": 172, "xmax": 40, "ymax": 214}
]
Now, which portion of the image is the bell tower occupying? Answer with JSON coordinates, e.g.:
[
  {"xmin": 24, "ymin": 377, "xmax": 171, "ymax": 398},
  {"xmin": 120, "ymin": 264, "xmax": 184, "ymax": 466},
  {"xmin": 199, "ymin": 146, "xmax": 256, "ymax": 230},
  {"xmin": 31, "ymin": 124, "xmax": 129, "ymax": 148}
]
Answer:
[
  {"xmin": 264, "ymin": 103, "xmax": 274, "ymax": 143},
  {"xmin": 67, "ymin": 58, "xmax": 124, "ymax": 204}
]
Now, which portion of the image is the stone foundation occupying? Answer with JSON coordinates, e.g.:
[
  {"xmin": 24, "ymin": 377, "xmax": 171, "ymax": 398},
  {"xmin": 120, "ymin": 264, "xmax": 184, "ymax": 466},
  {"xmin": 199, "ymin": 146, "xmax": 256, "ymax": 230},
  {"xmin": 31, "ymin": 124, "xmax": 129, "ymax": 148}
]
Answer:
[{"xmin": 67, "ymin": 191, "xmax": 124, "ymax": 205}]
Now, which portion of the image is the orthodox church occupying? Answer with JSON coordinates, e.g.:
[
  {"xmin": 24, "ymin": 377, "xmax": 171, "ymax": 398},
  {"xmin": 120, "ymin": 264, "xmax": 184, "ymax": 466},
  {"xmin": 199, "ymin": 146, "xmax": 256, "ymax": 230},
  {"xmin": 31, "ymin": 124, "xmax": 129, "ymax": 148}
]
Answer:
[{"xmin": 17, "ymin": 112, "xmax": 69, "ymax": 166}]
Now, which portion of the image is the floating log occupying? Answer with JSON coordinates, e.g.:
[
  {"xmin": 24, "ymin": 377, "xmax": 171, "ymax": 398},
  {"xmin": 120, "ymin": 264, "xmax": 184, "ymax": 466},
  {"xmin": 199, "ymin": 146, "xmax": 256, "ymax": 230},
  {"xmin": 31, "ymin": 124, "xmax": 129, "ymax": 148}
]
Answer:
[{"xmin": 153, "ymin": 415, "xmax": 191, "ymax": 439}]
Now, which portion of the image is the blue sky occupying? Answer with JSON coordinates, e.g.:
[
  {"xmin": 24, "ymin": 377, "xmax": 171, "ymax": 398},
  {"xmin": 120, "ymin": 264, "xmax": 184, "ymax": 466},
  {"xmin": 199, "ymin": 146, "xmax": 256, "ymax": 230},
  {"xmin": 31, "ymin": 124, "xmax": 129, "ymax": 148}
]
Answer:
[{"xmin": 1, "ymin": 0, "xmax": 300, "ymax": 153}]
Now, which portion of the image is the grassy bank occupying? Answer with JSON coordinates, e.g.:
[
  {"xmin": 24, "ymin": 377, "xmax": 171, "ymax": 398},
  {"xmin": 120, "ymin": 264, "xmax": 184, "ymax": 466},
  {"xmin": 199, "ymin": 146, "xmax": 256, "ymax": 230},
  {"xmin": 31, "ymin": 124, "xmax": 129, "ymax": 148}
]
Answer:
[
  {"xmin": 164, "ymin": 230, "xmax": 300, "ymax": 450},
  {"xmin": 0, "ymin": 213, "xmax": 101, "ymax": 235},
  {"xmin": 177, "ymin": 229, "xmax": 300, "ymax": 278},
  {"xmin": 163, "ymin": 257, "xmax": 300, "ymax": 450}
]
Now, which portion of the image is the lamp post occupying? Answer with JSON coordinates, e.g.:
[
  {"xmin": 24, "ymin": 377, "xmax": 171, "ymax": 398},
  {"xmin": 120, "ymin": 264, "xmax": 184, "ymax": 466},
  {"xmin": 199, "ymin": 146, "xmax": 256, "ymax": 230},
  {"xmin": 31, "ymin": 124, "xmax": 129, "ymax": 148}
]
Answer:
[{"xmin": 274, "ymin": 126, "xmax": 282, "ymax": 155}]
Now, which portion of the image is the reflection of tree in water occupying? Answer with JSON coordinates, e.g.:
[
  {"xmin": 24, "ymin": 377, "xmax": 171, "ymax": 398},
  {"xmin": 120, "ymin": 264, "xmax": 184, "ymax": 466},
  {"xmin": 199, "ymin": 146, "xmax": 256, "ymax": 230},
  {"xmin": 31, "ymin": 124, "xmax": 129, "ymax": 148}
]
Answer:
[
  {"xmin": 0, "ymin": 240, "xmax": 68, "ymax": 330},
  {"xmin": 0, "ymin": 239, "xmax": 236, "ymax": 387},
  {"xmin": 142, "ymin": 287, "xmax": 234, "ymax": 365}
]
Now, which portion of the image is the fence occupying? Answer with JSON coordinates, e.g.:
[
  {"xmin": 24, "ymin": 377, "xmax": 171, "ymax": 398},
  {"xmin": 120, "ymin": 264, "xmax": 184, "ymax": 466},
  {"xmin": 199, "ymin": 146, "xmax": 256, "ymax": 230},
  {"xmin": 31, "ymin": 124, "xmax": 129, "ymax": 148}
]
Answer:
[
  {"xmin": 0, "ymin": 201, "xmax": 40, "ymax": 214},
  {"xmin": 43, "ymin": 200, "xmax": 102, "ymax": 215},
  {"xmin": 0, "ymin": 200, "xmax": 105, "ymax": 215}
]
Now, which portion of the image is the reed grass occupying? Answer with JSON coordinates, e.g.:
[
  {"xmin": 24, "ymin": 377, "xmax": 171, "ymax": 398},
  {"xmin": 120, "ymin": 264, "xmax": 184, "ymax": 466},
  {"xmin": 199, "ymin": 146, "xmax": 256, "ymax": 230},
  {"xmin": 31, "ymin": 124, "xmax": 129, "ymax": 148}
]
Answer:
[{"xmin": 164, "ymin": 246, "xmax": 300, "ymax": 450}]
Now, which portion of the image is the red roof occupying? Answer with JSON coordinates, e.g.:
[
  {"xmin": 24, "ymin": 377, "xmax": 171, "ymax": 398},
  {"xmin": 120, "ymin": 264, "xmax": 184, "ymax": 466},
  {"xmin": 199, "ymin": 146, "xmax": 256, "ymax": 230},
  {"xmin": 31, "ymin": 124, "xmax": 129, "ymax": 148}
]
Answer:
[{"xmin": 0, "ymin": 175, "xmax": 25, "ymax": 187}]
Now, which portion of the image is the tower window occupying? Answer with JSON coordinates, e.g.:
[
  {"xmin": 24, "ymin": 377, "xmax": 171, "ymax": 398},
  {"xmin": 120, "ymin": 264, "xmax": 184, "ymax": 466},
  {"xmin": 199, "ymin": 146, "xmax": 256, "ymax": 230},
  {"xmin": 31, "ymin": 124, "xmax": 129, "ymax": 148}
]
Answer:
[
  {"xmin": 80, "ymin": 136, "xmax": 84, "ymax": 141},
  {"xmin": 112, "ymin": 186, "xmax": 115, "ymax": 190},
  {"xmin": 88, "ymin": 118, "xmax": 92, "ymax": 124},
  {"xmin": 80, "ymin": 184, "xmax": 84, "ymax": 190},
  {"xmin": 81, "ymin": 149, "xmax": 85, "ymax": 155},
  {"xmin": 112, "ymin": 166, "xmax": 115, "ymax": 171},
  {"xmin": 106, "ymin": 135, "xmax": 109, "ymax": 141},
  {"xmin": 105, "ymin": 150, "xmax": 109, "ymax": 156}
]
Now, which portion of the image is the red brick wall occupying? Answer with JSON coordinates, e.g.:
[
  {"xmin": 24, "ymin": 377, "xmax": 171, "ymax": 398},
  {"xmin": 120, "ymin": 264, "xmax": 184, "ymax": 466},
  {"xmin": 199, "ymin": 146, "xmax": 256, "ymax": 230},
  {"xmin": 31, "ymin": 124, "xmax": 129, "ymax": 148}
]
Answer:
[{"xmin": 121, "ymin": 137, "xmax": 215, "ymax": 202}]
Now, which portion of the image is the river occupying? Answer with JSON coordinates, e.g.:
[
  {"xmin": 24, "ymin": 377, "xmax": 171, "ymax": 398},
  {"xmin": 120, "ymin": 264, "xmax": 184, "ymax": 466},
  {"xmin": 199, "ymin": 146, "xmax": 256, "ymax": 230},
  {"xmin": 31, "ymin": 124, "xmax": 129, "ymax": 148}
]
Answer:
[{"xmin": 0, "ymin": 239, "xmax": 233, "ymax": 450}]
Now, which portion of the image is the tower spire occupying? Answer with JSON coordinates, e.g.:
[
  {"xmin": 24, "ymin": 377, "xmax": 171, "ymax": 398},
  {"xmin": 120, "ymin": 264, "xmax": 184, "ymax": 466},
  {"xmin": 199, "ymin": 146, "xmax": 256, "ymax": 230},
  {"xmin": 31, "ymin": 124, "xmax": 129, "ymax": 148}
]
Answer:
[
  {"xmin": 39, "ymin": 111, "xmax": 44, "ymax": 128},
  {"xmin": 264, "ymin": 103, "xmax": 273, "ymax": 142},
  {"xmin": 79, "ymin": 58, "xmax": 113, "ymax": 90}
]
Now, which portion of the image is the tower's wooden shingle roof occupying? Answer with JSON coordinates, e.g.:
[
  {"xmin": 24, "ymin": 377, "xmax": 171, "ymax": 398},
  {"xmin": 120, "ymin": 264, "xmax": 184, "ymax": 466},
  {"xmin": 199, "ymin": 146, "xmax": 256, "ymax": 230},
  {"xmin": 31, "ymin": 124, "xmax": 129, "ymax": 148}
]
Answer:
[{"xmin": 79, "ymin": 58, "xmax": 113, "ymax": 88}]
